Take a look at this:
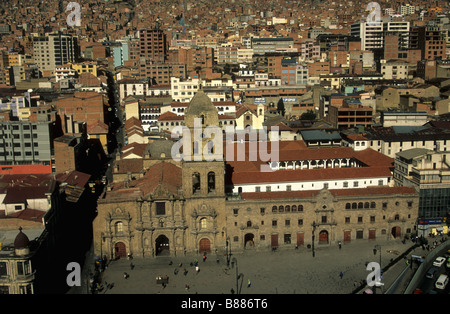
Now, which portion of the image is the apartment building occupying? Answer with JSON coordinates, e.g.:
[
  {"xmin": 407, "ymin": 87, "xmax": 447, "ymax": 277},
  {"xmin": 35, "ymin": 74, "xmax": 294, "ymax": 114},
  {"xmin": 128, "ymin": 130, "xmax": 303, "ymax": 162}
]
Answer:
[
  {"xmin": 351, "ymin": 22, "xmax": 409, "ymax": 51},
  {"xmin": 138, "ymin": 27, "xmax": 168, "ymax": 62},
  {"xmin": 0, "ymin": 109, "xmax": 56, "ymax": 171},
  {"xmin": 138, "ymin": 59, "xmax": 186, "ymax": 85},
  {"xmin": 394, "ymin": 148, "xmax": 450, "ymax": 220},
  {"xmin": 361, "ymin": 125, "xmax": 450, "ymax": 158},
  {"xmin": 32, "ymin": 33, "xmax": 78, "ymax": 75},
  {"xmin": 380, "ymin": 59, "xmax": 411, "ymax": 80},
  {"xmin": 252, "ymin": 37, "xmax": 294, "ymax": 55},
  {"xmin": 216, "ymin": 46, "xmax": 238, "ymax": 64},
  {"xmin": 170, "ymin": 77, "xmax": 232, "ymax": 103},
  {"xmin": 327, "ymin": 102, "xmax": 373, "ymax": 129}
]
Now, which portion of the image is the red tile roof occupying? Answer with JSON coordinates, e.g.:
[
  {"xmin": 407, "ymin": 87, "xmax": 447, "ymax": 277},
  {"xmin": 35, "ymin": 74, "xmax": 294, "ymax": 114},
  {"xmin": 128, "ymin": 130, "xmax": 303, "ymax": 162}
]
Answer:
[{"xmin": 103, "ymin": 162, "xmax": 182, "ymax": 201}]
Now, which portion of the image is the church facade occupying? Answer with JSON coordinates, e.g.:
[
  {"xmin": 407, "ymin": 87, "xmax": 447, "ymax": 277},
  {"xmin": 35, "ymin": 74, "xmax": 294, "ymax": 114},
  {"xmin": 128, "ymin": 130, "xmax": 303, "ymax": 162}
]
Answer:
[{"xmin": 92, "ymin": 88, "xmax": 419, "ymax": 259}]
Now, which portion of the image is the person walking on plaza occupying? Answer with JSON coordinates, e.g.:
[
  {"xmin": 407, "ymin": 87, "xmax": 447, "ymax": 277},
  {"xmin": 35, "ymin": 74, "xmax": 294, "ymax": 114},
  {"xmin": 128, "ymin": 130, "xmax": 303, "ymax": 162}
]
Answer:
[
  {"xmin": 339, "ymin": 271, "xmax": 343, "ymax": 279},
  {"xmin": 247, "ymin": 279, "xmax": 251, "ymax": 288}
]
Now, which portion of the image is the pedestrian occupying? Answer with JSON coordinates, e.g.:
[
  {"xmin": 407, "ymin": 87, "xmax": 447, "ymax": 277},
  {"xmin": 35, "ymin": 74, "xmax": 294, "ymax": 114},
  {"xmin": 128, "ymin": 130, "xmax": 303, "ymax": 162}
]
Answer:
[
  {"xmin": 195, "ymin": 266, "xmax": 200, "ymax": 273},
  {"xmin": 230, "ymin": 288, "xmax": 235, "ymax": 294},
  {"xmin": 339, "ymin": 271, "xmax": 343, "ymax": 279},
  {"xmin": 130, "ymin": 262, "xmax": 134, "ymax": 270},
  {"xmin": 123, "ymin": 272, "xmax": 129, "ymax": 279},
  {"xmin": 174, "ymin": 268, "xmax": 178, "ymax": 275},
  {"xmin": 338, "ymin": 241, "xmax": 342, "ymax": 250},
  {"xmin": 247, "ymin": 279, "xmax": 251, "ymax": 288},
  {"xmin": 185, "ymin": 284, "xmax": 190, "ymax": 291},
  {"xmin": 203, "ymin": 254, "xmax": 207, "ymax": 262},
  {"xmin": 184, "ymin": 268, "xmax": 188, "ymax": 276}
]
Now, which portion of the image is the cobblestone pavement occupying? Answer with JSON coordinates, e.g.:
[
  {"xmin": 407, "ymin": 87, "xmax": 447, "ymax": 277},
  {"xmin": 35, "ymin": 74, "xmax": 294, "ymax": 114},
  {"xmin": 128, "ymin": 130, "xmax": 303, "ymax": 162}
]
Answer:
[{"xmin": 84, "ymin": 238, "xmax": 428, "ymax": 295}]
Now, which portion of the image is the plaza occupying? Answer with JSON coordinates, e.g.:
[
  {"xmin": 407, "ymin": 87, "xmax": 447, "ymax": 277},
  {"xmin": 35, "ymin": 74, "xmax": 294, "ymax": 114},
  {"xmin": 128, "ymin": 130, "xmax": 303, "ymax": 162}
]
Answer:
[{"xmin": 74, "ymin": 238, "xmax": 425, "ymax": 295}]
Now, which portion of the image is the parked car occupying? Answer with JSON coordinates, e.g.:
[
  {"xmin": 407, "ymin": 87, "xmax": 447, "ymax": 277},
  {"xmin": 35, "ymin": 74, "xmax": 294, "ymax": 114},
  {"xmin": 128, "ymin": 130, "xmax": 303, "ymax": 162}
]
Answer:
[
  {"xmin": 426, "ymin": 267, "xmax": 438, "ymax": 279},
  {"xmin": 435, "ymin": 274, "xmax": 449, "ymax": 290},
  {"xmin": 433, "ymin": 257, "xmax": 446, "ymax": 267}
]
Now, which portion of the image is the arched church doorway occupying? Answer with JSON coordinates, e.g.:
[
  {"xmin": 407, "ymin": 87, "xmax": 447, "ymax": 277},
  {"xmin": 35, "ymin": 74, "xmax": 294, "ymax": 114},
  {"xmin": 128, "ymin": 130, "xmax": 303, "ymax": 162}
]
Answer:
[
  {"xmin": 155, "ymin": 235, "xmax": 170, "ymax": 256},
  {"xmin": 114, "ymin": 242, "xmax": 127, "ymax": 259},
  {"xmin": 319, "ymin": 230, "xmax": 329, "ymax": 244},
  {"xmin": 244, "ymin": 233, "xmax": 255, "ymax": 248},
  {"xmin": 391, "ymin": 226, "xmax": 401, "ymax": 239},
  {"xmin": 199, "ymin": 238, "xmax": 211, "ymax": 253}
]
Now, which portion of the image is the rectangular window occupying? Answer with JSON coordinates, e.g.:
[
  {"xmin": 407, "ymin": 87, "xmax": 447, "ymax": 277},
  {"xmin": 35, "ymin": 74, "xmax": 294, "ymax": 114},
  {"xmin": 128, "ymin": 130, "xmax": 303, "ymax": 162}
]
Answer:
[
  {"xmin": 156, "ymin": 202, "xmax": 165, "ymax": 215},
  {"xmin": 356, "ymin": 230, "xmax": 364, "ymax": 239},
  {"xmin": 0, "ymin": 262, "xmax": 7, "ymax": 276}
]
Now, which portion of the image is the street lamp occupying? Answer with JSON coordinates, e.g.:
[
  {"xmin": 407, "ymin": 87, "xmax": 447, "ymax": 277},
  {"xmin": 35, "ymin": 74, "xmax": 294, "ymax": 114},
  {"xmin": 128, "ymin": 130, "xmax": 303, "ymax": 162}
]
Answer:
[
  {"xmin": 372, "ymin": 244, "xmax": 383, "ymax": 294},
  {"xmin": 312, "ymin": 221, "xmax": 317, "ymax": 258},
  {"xmin": 226, "ymin": 237, "xmax": 232, "ymax": 267},
  {"xmin": 373, "ymin": 244, "xmax": 382, "ymax": 268},
  {"xmin": 231, "ymin": 257, "xmax": 244, "ymax": 294}
]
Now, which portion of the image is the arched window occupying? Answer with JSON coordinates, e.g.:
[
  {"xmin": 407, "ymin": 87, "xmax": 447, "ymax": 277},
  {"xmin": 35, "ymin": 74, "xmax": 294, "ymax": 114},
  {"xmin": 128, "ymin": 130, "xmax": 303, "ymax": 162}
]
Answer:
[
  {"xmin": 247, "ymin": 220, "xmax": 252, "ymax": 227},
  {"xmin": 272, "ymin": 206, "xmax": 277, "ymax": 213},
  {"xmin": 370, "ymin": 202, "xmax": 376, "ymax": 208},
  {"xmin": 394, "ymin": 214, "xmax": 400, "ymax": 221},
  {"xmin": 200, "ymin": 218, "xmax": 207, "ymax": 229},
  {"xmin": 345, "ymin": 203, "xmax": 351, "ymax": 209},
  {"xmin": 298, "ymin": 205, "xmax": 303, "ymax": 212},
  {"xmin": 285, "ymin": 205, "xmax": 290, "ymax": 212},
  {"xmin": 358, "ymin": 202, "xmax": 363, "ymax": 209},
  {"xmin": 352, "ymin": 203, "xmax": 357, "ymax": 209},
  {"xmin": 364, "ymin": 202, "xmax": 370, "ymax": 209},
  {"xmin": 193, "ymin": 141, "xmax": 199, "ymax": 155},
  {"xmin": 292, "ymin": 205, "xmax": 297, "ymax": 212},
  {"xmin": 115, "ymin": 221, "xmax": 123, "ymax": 234},
  {"xmin": 192, "ymin": 172, "xmax": 201, "ymax": 194},
  {"xmin": 279, "ymin": 205, "xmax": 284, "ymax": 213},
  {"xmin": 208, "ymin": 172, "xmax": 215, "ymax": 193},
  {"xmin": 207, "ymin": 141, "xmax": 214, "ymax": 154}
]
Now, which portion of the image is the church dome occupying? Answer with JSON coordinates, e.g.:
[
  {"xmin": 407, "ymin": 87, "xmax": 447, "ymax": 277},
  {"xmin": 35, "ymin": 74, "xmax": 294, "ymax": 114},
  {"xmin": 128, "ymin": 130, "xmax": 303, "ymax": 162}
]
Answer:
[
  {"xmin": 185, "ymin": 88, "xmax": 217, "ymax": 117},
  {"xmin": 14, "ymin": 227, "xmax": 30, "ymax": 250},
  {"xmin": 184, "ymin": 86, "xmax": 219, "ymax": 128}
]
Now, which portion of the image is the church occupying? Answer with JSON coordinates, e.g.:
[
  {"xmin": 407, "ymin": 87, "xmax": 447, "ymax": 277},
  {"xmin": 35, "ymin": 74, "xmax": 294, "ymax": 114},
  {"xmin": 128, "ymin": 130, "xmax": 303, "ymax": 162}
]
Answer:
[{"xmin": 92, "ymin": 87, "xmax": 419, "ymax": 259}]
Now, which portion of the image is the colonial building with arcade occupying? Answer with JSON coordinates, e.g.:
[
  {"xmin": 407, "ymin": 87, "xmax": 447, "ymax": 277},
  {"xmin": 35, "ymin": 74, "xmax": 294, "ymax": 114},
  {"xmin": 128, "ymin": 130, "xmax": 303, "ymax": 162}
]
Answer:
[{"xmin": 92, "ymin": 87, "xmax": 419, "ymax": 259}]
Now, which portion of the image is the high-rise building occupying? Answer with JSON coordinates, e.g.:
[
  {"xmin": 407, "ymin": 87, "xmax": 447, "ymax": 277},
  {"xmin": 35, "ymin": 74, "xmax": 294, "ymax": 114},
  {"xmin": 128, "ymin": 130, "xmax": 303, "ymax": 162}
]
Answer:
[
  {"xmin": 0, "ymin": 109, "xmax": 56, "ymax": 170},
  {"xmin": 138, "ymin": 27, "xmax": 168, "ymax": 63},
  {"xmin": 32, "ymin": 33, "xmax": 78, "ymax": 75},
  {"xmin": 351, "ymin": 22, "xmax": 409, "ymax": 51},
  {"xmin": 412, "ymin": 25, "xmax": 447, "ymax": 61}
]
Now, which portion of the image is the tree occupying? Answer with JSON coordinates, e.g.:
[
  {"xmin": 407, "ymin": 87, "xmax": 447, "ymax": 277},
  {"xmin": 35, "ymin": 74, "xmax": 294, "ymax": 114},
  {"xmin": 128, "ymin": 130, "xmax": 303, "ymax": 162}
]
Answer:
[
  {"xmin": 300, "ymin": 110, "xmax": 317, "ymax": 120},
  {"xmin": 277, "ymin": 98, "xmax": 285, "ymax": 116}
]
